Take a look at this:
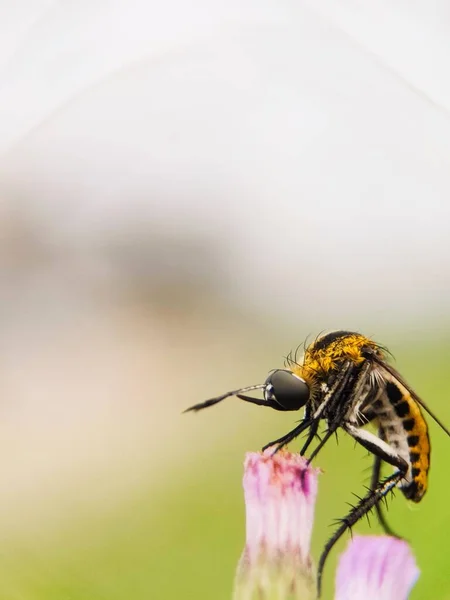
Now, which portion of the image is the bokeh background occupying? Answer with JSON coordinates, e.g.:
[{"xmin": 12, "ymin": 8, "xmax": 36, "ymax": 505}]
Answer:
[{"xmin": 0, "ymin": 1, "xmax": 449, "ymax": 599}]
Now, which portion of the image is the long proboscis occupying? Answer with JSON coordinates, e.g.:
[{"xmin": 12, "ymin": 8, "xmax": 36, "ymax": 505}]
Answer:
[{"xmin": 183, "ymin": 384, "xmax": 265, "ymax": 413}]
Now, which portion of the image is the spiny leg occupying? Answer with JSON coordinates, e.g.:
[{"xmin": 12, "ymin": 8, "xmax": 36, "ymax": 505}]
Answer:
[
  {"xmin": 305, "ymin": 360, "xmax": 371, "ymax": 459},
  {"xmin": 303, "ymin": 362, "xmax": 370, "ymax": 462},
  {"xmin": 266, "ymin": 411, "xmax": 320, "ymax": 457},
  {"xmin": 315, "ymin": 423, "xmax": 409, "ymax": 597},
  {"xmin": 371, "ymin": 451, "xmax": 401, "ymax": 538},
  {"xmin": 316, "ymin": 470, "xmax": 403, "ymax": 597},
  {"xmin": 262, "ymin": 418, "xmax": 313, "ymax": 453},
  {"xmin": 306, "ymin": 424, "xmax": 340, "ymax": 464},
  {"xmin": 299, "ymin": 419, "xmax": 319, "ymax": 455}
]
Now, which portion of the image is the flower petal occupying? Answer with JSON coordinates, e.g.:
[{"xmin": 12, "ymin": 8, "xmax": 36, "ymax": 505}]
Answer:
[
  {"xmin": 234, "ymin": 450, "xmax": 320, "ymax": 600},
  {"xmin": 335, "ymin": 535, "xmax": 420, "ymax": 600}
]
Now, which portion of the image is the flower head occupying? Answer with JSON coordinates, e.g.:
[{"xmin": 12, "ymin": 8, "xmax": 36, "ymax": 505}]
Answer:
[
  {"xmin": 234, "ymin": 449, "xmax": 320, "ymax": 600},
  {"xmin": 335, "ymin": 535, "xmax": 420, "ymax": 600},
  {"xmin": 232, "ymin": 450, "xmax": 421, "ymax": 600}
]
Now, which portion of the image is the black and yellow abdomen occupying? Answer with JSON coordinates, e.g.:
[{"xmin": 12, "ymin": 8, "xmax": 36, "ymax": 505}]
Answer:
[{"xmin": 383, "ymin": 377, "xmax": 430, "ymax": 502}]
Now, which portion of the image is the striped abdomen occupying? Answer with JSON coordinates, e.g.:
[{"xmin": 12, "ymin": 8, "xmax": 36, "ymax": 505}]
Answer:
[{"xmin": 376, "ymin": 376, "xmax": 430, "ymax": 502}]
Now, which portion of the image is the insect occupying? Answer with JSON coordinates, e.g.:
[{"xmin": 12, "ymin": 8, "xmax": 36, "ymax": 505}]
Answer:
[{"xmin": 185, "ymin": 330, "xmax": 450, "ymax": 596}]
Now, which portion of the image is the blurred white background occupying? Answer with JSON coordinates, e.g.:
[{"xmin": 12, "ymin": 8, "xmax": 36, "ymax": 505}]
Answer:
[{"xmin": 1, "ymin": 0, "xmax": 450, "ymax": 326}]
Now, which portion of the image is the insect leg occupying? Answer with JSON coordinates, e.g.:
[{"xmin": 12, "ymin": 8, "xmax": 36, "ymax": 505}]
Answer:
[
  {"xmin": 316, "ymin": 424, "xmax": 408, "ymax": 597},
  {"xmin": 304, "ymin": 360, "xmax": 375, "ymax": 462},
  {"xmin": 262, "ymin": 418, "xmax": 314, "ymax": 453},
  {"xmin": 304, "ymin": 361, "xmax": 371, "ymax": 461},
  {"xmin": 371, "ymin": 429, "xmax": 401, "ymax": 538},
  {"xmin": 316, "ymin": 470, "xmax": 403, "ymax": 597},
  {"xmin": 266, "ymin": 407, "xmax": 320, "ymax": 456},
  {"xmin": 306, "ymin": 424, "xmax": 339, "ymax": 464},
  {"xmin": 299, "ymin": 419, "xmax": 319, "ymax": 455},
  {"xmin": 344, "ymin": 424, "xmax": 408, "ymax": 473}
]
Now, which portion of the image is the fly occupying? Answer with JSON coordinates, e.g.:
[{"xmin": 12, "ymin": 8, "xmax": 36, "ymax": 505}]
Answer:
[{"xmin": 185, "ymin": 330, "xmax": 450, "ymax": 596}]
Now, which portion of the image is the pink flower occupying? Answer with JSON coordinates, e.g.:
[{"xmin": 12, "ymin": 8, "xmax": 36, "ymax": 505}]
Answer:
[
  {"xmin": 335, "ymin": 536, "xmax": 420, "ymax": 600},
  {"xmin": 234, "ymin": 450, "xmax": 420, "ymax": 600},
  {"xmin": 234, "ymin": 449, "xmax": 319, "ymax": 600}
]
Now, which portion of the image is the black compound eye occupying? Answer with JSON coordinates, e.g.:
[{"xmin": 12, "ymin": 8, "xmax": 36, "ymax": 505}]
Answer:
[{"xmin": 264, "ymin": 369, "xmax": 310, "ymax": 411}]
